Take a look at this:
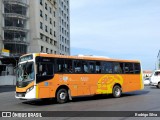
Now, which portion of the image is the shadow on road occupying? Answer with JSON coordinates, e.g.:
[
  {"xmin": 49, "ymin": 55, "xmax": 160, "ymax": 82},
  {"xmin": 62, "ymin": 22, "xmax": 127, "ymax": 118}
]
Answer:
[
  {"xmin": 0, "ymin": 85, "xmax": 15, "ymax": 93},
  {"xmin": 121, "ymin": 90, "xmax": 150, "ymax": 97},
  {"xmin": 22, "ymin": 90, "xmax": 150, "ymax": 106},
  {"xmin": 22, "ymin": 99, "xmax": 57, "ymax": 106},
  {"xmin": 149, "ymin": 86, "xmax": 160, "ymax": 89}
]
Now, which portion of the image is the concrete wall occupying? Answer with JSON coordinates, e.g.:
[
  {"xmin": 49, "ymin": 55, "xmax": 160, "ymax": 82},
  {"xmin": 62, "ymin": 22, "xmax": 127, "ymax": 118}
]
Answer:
[{"xmin": 0, "ymin": 75, "xmax": 16, "ymax": 85}]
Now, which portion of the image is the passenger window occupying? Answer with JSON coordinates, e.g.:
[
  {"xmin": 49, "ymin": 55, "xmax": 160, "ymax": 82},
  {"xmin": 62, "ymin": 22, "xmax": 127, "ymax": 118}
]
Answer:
[
  {"xmin": 134, "ymin": 63, "xmax": 141, "ymax": 74},
  {"xmin": 56, "ymin": 59, "xmax": 73, "ymax": 73},
  {"xmin": 89, "ymin": 62, "xmax": 95, "ymax": 73},
  {"xmin": 113, "ymin": 63, "xmax": 123, "ymax": 74},
  {"xmin": 96, "ymin": 62, "xmax": 101, "ymax": 73},
  {"xmin": 124, "ymin": 63, "xmax": 134, "ymax": 74},
  {"xmin": 64, "ymin": 60, "xmax": 73, "ymax": 73},
  {"xmin": 74, "ymin": 60, "xmax": 82, "ymax": 73},
  {"xmin": 82, "ymin": 61, "xmax": 89, "ymax": 73},
  {"xmin": 57, "ymin": 59, "xmax": 64, "ymax": 73},
  {"xmin": 102, "ymin": 62, "xmax": 113, "ymax": 74}
]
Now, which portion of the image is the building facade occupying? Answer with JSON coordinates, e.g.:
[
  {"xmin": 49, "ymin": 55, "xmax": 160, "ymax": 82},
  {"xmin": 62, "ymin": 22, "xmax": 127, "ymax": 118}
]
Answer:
[
  {"xmin": 0, "ymin": 0, "xmax": 70, "ymax": 57},
  {"xmin": 58, "ymin": 0, "xmax": 70, "ymax": 55}
]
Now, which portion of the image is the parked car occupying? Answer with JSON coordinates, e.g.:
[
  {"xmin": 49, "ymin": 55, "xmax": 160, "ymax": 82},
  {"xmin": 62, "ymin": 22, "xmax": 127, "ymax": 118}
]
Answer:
[{"xmin": 150, "ymin": 70, "xmax": 160, "ymax": 88}]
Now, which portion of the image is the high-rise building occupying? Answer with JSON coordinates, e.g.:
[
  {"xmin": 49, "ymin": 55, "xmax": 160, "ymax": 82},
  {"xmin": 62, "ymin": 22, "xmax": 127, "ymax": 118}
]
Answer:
[
  {"xmin": 58, "ymin": 0, "xmax": 70, "ymax": 55},
  {"xmin": 0, "ymin": 0, "xmax": 70, "ymax": 57}
]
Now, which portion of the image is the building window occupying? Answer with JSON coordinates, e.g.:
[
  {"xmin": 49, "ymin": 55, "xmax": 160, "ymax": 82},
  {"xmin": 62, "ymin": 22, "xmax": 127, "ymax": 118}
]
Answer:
[
  {"xmin": 65, "ymin": 38, "xmax": 66, "ymax": 44},
  {"xmin": 50, "ymin": 18, "xmax": 52, "ymax": 24},
  {"xmin": 45, "ymin": 25, "xmax": 48, "ymax": 32},
  {"xmin": 54, "ymin": 21, "xmax": 56, "ymax": 27},
  {"xmin": 62, "ymin": 28, "xmax": 64, "ymax": 34},
  {"xmin": 50, "ymin": 39, "xmax": 53, "ymax": 44},
  {"xmin": 51, "ymin": 50, "xmax": 53, "ymax": 54},
  {"xmin": 45, "ymin": 14, "xmax": 47, "ymax": 21},
  {"xmin": 67, "ymin": 24, "xmax": 69, "ymax": 29},
  {"xmin": 67, "ymin": 1, "xmax": 69, "ymax": 6},
  {"xmin": 67, "ymin": 16, "xmax": 69, "ymax": 21},
  {"xmin": 46, "ymin": 36, "xmax": 48, "ymax": 42},
  {"xmin": 50, "ymin": 7, "xmax": 52, "ymax": 13},
  {"xmin": 41, "ymin": 46, "xmax": 44, "ymax": 52},
  {"xmin": 40, "ymin": 10, "xmax": 43, "ymax": 17},
  {"xmin": 67, "ymin": 9, "xmax": 69, "ymax": 14},
  {"xmin": 45, "ymin": 3, "xmax": 48, "ymax": 10},
  {"xmin": 40, "ymin": 0, "xmax": 43, "ymax": 5},
  {"xmin": 62, "ymin": 45, "xmax": 64, "ymax": 51},
  {"xmin": 62, "ymin": 36, "xmax": 64, "ymax": 42},
  {"xmin": 46, "ymin": 48, "xmax": 48, "ymax": 53},
  {"xmin": 54, "ymin": 11, "xmax": 56, "ymax": 17},
  {"xmin": 60, "ymin": 44, "xmax": 61, "ymax": 50},
  {"xmin": 40, "ymin": 22, "xmax": 43, "ymax": 29},
  {"xmin": 65, "ymin": 47, "xmax": 67, "ymax": 52},
  {"xmin": 50, "ymin": 28, "xmax": 52, "ymax": 35},
  {"xmin": 54, "ymin": 41, "xmax": 57, "ymax": 46},
  {"xmin": 54, "ymin": 31, "xmax": 56, "ymax": 37},
  {"xmin": 40, "ymin": 33, "xmax": 43, "ymax": 40},
  {"xmin": 67, "ymin": 40, "xmax": 69, "ymax": 45}
]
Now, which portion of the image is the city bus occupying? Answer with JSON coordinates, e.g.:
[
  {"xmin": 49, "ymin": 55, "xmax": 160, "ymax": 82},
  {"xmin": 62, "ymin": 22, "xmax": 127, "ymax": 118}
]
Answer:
[{"xmin": 15, "ymin": 53, "xmax": 144, "ymax": 103}]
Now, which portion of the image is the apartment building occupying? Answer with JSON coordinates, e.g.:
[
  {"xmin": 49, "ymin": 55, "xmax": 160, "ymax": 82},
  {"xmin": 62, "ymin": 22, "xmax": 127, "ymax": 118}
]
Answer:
[{"xmin": 0, "ymin": 0, "xmax": 70, "ymax": 57}]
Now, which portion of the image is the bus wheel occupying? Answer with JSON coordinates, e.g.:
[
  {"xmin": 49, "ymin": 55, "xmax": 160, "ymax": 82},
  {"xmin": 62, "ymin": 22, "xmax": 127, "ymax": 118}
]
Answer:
[
  {"xmin": 112, "ymin": 85, "xmax": 122, "ymax": 98},
  {"xmin": 56, "ymin": 88, "xmax": 69, "ymax": 104}
]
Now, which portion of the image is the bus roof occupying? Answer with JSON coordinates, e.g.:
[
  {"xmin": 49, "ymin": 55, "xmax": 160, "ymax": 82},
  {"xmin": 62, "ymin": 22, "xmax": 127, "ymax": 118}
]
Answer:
[{"xmin": 21, "ymin": 53, "xmax": 140, "ymax": 63}]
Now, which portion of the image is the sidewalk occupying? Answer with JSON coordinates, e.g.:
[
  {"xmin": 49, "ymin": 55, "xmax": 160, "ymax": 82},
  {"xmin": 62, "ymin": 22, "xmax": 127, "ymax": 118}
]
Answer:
[{"xmin": 0, "ymin": 85, "xmax": 15, "ymax": 93}]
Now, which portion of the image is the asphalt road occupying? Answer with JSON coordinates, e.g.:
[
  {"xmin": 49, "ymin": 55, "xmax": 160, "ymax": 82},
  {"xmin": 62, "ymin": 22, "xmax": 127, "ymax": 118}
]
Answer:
[{"xmin": 0, "ymin": 85, "xmax": 160, "ymax": 120}]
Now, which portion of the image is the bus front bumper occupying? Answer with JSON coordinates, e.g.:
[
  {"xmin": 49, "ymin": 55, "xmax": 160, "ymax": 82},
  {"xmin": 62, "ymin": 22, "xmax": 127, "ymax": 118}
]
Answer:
[{"xmin": 15, "ymin": 86, "xmax": 36, "ymax": 100}]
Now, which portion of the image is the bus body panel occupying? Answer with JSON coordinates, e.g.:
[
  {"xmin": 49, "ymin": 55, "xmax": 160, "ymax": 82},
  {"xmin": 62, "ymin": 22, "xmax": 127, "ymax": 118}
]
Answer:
[{"xmin": 35, "ymin": 73, "xmax": 143, "ymax": 99}]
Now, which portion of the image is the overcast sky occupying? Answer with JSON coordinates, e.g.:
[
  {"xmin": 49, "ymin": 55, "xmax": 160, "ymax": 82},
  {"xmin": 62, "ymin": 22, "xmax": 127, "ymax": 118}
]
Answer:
[{"xmin": 70, "ymin": 0, "xmax": 160, "ymax": 70}]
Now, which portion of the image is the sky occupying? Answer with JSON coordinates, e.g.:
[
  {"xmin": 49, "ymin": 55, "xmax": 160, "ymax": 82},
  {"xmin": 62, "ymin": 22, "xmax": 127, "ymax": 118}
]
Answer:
[{"xmin": 69, "ymin": 0, "xmax": 160, "ymax": 70}]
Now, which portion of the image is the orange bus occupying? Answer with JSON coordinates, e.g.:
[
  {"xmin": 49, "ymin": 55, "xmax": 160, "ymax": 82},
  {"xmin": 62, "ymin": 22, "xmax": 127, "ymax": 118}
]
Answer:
[{"xmin": 15, "ymin": 53, "xmax": 144, "ymax": 103}]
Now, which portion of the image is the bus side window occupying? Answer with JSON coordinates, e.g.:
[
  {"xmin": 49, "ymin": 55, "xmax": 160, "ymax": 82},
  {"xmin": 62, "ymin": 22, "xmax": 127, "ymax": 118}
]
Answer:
[
  {"xmin": 134, "ymin": 63, "xmax": 140, "ymax": 74},
  {"xmin": 74, "ymin": 60, "xmax": 82, "ymax": 73},
  {"xmin": 57, "ymin": 59, "xmax": 64, "ymax": 73},
  {"xmin": 89, "ymin": 61, "xmax": 95, "ymax": 73},
  {"xmin": 113, "ymin": 63, "xmax": 123, "ymax": 74},
  {"xmin": 102, "ymin": 62, "xmax": 113, "ymax": 74},
  {"xmin": 124, "ymin": 63, "xmax": 134, "ymax": 74},
  {"xmin": 64, "ymin": 59, "xmax": 73, "ymax": 73},
  {"xmin": 38, "ymin": 63, "xmax": 53, "ymax": 76},
  {"xmin": 96, "ymin": 62, "xmax": 101, "ymax": 73},
  {"xmin": 82, "ymin": 61, "xmax": 89, "ymax": 73}
]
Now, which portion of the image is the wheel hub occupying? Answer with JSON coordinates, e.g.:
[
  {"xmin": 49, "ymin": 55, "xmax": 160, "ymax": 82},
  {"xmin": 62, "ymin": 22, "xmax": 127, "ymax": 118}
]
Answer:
[{"xmin": 60, "ymin": 92, "xmax": 66, "ymax": 100}]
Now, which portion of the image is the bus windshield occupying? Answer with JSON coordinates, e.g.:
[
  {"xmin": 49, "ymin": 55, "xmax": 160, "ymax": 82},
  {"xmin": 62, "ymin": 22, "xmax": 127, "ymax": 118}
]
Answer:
[{"xmin": 17, "ymin": 62, "xmax": 35, "ymax": 82}]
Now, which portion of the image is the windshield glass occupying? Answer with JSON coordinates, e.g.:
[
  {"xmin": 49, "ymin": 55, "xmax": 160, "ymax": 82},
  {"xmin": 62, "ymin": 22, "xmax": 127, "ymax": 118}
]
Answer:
[{"xmin": 17, "ymin": 62, "xmax": 35, "ymax": 82}]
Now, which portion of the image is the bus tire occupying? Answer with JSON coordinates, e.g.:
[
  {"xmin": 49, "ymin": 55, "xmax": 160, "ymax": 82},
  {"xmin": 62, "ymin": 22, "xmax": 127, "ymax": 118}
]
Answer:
[
  {"xmin": 56, "ymin": 88, "xmax": 69, "ymax": 104},
  {"xmin": 112, "ymin": 85, "xmax": 122, "ymax": 98}
]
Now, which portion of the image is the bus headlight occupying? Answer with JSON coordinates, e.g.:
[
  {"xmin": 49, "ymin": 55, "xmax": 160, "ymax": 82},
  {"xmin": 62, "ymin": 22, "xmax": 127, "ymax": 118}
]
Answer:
[{"xmin": 26, "ymin": 86, "xmax": 34, "ymax": 93}]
